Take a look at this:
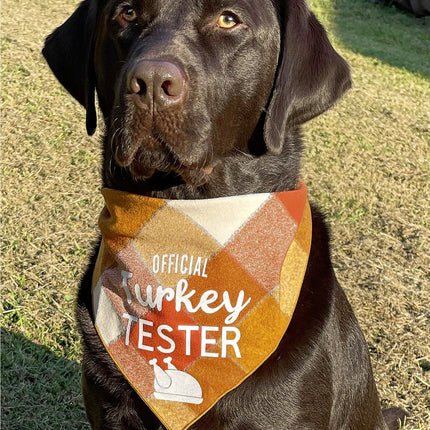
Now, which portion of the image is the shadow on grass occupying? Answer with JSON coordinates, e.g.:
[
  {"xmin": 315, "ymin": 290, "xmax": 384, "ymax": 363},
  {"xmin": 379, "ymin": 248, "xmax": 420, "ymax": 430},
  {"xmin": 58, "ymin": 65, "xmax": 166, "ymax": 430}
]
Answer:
[
  {"xmin": 331, "ymin": 0, "xmax": 429, "ymax": 77},
  {"xmin": 1, "ymin": 327, "xmax": 90, "ymax": 430}
]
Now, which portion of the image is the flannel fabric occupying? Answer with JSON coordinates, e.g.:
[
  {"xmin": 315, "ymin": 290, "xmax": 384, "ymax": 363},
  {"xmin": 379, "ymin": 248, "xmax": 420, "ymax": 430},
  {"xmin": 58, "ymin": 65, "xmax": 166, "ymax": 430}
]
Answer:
[{"xmin": 92, "ymin": 183, "xmax": 312, "ymax": 430}]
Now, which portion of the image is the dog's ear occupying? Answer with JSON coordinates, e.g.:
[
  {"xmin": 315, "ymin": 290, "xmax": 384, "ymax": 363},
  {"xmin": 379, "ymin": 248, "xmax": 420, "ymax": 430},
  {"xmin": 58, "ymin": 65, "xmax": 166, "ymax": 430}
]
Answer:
[
  {"xmin": 264, "ymin": 0, "xmax": 351, "ymax": 154},
  {"xmin": 42, "ymin": 0, "xmax": 97, "ymax": 135}
]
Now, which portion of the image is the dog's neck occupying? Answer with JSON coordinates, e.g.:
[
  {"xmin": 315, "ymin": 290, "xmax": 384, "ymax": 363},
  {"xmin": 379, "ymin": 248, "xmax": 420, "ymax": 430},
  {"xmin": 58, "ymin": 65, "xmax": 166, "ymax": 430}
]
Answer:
[{"xmin": 103, "ymin": 130, "xmax": 302, "ymax": 199}]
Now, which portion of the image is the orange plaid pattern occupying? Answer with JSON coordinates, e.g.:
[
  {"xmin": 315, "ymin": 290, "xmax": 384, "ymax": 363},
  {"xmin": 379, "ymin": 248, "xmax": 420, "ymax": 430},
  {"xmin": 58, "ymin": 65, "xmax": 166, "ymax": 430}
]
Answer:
[{"xmin": 92, "ymin": 184, "xmax": 311, "ymax": 430}]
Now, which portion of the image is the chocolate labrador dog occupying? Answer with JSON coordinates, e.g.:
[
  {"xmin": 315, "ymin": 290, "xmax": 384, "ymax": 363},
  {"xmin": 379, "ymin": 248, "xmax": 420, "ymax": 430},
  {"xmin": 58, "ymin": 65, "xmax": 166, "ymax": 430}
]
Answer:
[{"xmin": 43, "ymin": 0, "xmax": 407, "ymax": 428}]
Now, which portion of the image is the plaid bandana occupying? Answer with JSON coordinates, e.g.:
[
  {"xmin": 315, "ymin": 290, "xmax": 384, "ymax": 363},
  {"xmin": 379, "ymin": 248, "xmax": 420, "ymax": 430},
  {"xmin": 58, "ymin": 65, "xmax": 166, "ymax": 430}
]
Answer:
[{"xmin": 92, "ymin": 183, "xmax": 312, "ymax": 430}]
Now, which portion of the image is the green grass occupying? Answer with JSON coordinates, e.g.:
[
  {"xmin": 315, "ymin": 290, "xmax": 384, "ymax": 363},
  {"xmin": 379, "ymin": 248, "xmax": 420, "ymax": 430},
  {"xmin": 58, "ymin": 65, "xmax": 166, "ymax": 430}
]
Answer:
[
  {"xmin": 312, "ymin": 0, "xmax": 429, "ymax": 77},
  {"xmin": 1, "ymin": 0, "xmax": 429, "ymax": 428},
  {"xmin": 1, "ymin": 329, "xmax": 86, "ymax": 429}
]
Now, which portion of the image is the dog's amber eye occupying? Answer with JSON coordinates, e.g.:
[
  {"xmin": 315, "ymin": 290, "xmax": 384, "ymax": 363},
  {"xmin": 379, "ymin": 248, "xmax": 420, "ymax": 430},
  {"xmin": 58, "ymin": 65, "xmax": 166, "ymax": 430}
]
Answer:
[
  {"xmin": 119, "ymin": 6, "xmax": 137, "ymax": 23},
  {"xmin": 217, "ymin": 13, "xmax": 239, "ymax": 29}
]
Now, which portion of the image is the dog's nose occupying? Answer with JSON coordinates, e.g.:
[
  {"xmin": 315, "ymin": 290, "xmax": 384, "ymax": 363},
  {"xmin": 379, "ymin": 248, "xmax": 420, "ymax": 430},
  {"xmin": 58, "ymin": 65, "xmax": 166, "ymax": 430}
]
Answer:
[{"xmin": 128, "ymin": 60, "xmax": 187, "ymax": 108}]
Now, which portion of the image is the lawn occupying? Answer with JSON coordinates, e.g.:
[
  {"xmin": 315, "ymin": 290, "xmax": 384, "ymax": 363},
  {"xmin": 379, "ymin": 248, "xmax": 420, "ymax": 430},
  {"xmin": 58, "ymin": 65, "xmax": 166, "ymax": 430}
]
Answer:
[{"xmin": 1, "ymin": 0, "xmax": 429, "ymax": 428}]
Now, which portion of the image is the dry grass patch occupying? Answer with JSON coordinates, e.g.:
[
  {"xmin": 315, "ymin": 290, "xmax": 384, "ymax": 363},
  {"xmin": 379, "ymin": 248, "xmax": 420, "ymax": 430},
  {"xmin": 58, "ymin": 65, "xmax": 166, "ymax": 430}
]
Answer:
[{"xmin": 2, "ymin": 0, "xmax": 429, "ymax": 428}]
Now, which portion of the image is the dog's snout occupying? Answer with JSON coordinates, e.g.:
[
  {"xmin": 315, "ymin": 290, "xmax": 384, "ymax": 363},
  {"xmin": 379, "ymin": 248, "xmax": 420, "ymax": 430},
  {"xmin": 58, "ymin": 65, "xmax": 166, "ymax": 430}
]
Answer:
[{"xmin": 128, "ymin": 60, "xmax": 187, "ymax": 108}]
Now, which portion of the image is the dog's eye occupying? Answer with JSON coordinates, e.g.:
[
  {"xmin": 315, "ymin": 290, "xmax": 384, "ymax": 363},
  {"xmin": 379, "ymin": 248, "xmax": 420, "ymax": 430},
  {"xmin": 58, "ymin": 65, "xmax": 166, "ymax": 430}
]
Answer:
[
  {"xmin": 217, "ymin": 12, "xmax": 240, "ymax": 29},
  {"xmin": 118, "ymin": 6, "xmax": 138, "ymax": 24}
]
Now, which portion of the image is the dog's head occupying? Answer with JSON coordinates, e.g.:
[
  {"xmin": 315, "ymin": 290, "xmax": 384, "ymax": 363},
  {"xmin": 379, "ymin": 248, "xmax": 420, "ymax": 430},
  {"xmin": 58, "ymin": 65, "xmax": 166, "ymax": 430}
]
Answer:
[{"xmin": 43, "ymin": 0, "xmax": 350, "ymax": 191}]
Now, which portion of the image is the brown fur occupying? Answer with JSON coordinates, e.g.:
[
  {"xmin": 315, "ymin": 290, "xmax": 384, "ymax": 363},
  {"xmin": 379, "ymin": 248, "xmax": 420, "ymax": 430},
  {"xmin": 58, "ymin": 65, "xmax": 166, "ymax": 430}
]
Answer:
[{"xmin": 43, "ymin": 0, "xmax": 407, "ymax": 428}]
